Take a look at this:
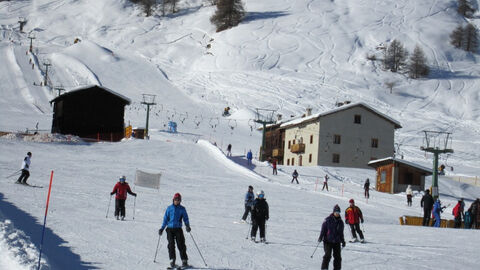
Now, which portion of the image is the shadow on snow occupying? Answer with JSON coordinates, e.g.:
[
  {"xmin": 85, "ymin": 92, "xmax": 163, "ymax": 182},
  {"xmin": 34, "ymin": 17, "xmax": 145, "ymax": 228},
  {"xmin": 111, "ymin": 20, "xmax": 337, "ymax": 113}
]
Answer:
[{"xmin": 242, "ymin": 11, "xmax": 290, "ymax": 23}]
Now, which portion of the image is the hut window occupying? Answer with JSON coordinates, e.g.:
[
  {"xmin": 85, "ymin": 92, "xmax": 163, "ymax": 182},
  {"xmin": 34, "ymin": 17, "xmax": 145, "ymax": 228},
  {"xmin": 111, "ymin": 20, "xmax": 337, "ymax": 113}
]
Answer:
[
  {"xmin": 354, "ymin": 114, "xmax": 361, "ymax": 124},
  {"xmin": 310, "ymin": 135, "xmax": 313, "ymax": 144},
  {"xmin": 334, "ymin": 134, "xmax": 341, "ymax": 144},
  {"xmin": 332, "ymin": 154, "xmax": 340, "ymax": 163},
  {"xmin": 380, "ymin": 170, "xmax": 387, "ymax": 183},
  {"xmin": 309, "ymin": 154, "xmax": 312, "ymax": 163},
  {"xmin": 371, "ymin": 138, "xmax": 378, "ymax": 148}
]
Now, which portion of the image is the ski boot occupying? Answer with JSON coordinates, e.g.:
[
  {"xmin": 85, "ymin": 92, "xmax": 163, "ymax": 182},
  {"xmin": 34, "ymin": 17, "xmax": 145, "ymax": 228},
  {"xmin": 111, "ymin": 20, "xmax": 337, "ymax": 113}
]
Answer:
[
  {"xmin": 170, "ymin": 259, "xmax": 175, "ymax": 268},
  {"xmin": 182, "ymin": 259, "xmax": 188, "ymax": 267},
  {"xmin": 251, "ymin": 236, "xmax": 256, "ymax": 242},
  {"xmin": 260, "ymin": 237, "xmax": 266, "ymax": 243},
  {"xmin": 121, "ymin": 216, "xmax": 125, "ymax": 221},
  {"xmin": 360, "ymin": 238, "xmax": 365, "ymax": 243},
  {"xmin": 349, "ymin": 237, "xmax": 358, "ymax": 243},
  {"xmin": 115, "ymin": 215, "xmax": 119, "ymax": 220}
]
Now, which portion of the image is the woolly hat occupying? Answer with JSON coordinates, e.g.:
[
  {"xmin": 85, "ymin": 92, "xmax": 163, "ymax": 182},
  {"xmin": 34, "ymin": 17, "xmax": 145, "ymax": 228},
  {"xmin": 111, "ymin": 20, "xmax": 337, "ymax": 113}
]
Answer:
[
  {"xmin": 173, "ymin": 193, "xmax": 182, "ymax": 201},
  {"xmin": 349, "ymin": 199, "xmax": 355, "ymax": 204},
  {"xmin": 248, "ymin": 185, "xmax": 253, "ymax": 190},
  {"xmin": 27, "ymin": 152, "xmax": 32, "ymax": 156},
  {"xmin": 333, "ymin": 204, "xmax": 341, "ymax": 213}
]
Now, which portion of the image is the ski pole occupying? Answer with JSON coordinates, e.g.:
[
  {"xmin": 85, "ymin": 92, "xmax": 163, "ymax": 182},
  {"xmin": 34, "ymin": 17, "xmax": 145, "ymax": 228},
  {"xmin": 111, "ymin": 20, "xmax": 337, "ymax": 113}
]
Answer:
[
  {"xmin": 106, "ymin": 195, "xmax": 112, "ymax": 218},
  {"xmin": 189, "ymin": 232, "xmax": 207, "ymax": 266},
  {"xmin": 153, "ymin": 234, "xmax": 161, "ymax": 263},
  {"xmin": 310, "ymin": 241, "xmax": 321, "ymax": 258},
  {"xmin": 132, "ymin": 196, "xmax": 136, "ymax": 220},
  {"xmin": 6, "ymin": 169, "xmax": 21, "ymax": 178},
  {"xmin": 245, "ymin": 223, "xmax": 252, "ymax": 239}
]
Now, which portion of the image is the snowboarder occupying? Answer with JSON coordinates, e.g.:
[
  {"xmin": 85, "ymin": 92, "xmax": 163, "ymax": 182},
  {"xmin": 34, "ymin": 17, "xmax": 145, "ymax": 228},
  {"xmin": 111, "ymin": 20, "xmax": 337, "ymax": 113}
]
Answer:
[
  {"xmin": 272, "ymin": 159, "xmax": 277, "ymax": 175},
  {"xmin": 158, "ymin": 193, "xmax": 191, "ymax": 268},
  {"xmin": 406, "ymin": 185, "xmax": 413, "ymax": 207},
  {"xmin": 322, "ymin": 174, "xmax": 329, "ymax": 191},
  {"xmin": 420, "ymin": 189, "xmax": 434, "ymax": 226},
  {"xmin": 344, "ymin": 199, "xmax": 364, "ymax": 243},
  {"xmin": 226, "ymin": 144, "xmax": 232, "ymax": 157},
  {"xmin": 318, "ymin": 204, "xmax": 345, "ymax": 270},
  {"xmin": 110, "ymin": 176, "xmax": 137, "ymax": 220},
  {"xmin": 291, "ymin": 170, "xmax": 299, "ymax": 184},
  {"xmin": 246, "ymin": 150, "xmax": 253, "ymax": 166},
  {"xmin": 364, "ymin": 178, "xmax": 370, "ymax": 199},
  {"xmin": 433, "ymin": 199, "xmax": 444, "ymax": 227},
  {"xmin": 241, "ymin": 186, "xmax": 255, "ymax": 222},
  {"xmin": 16, "ymin": 152, "xmax": 32, "ymax": 185},
  {"xmin": 452, "ymin": 199, "xmax": 464, "ymax": 228},
  {"xmin": 250, "ymin": 190, "xmax": 269, "ymax": 243}
]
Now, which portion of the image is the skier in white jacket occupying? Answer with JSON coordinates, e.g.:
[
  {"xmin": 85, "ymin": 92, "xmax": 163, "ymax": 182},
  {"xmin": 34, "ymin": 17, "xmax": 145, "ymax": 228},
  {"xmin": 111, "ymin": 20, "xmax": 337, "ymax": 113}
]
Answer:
[{"xmin": 16, "ymin": 152, "xmax": 32, "ymax": 184}]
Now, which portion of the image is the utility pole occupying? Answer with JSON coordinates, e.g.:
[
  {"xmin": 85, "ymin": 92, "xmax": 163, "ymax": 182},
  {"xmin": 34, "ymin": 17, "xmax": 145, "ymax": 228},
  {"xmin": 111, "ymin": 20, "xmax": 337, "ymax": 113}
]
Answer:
[
  {"xmin": 28, "ymin": 32, "xmax": 35, "ymax": 53},
  {"xmin": 420, "ymin": 131, "xmax": 453, "ymax": 200},
  {"xmin": 54, "ymin": 86, "xmax": 65, "ymax": 96},
  {"xmin": 18, "ymin": 17, "xmax": 27, "ymax": 32},
  {"xmin": 43, "ymin": 60, "xmax": 51, "ymax": 86},
  {"xmin": 254, "ymin": 108, "xmax": 276, "ymax": 161},
  {"xmin": 141, "ymin": 94, "xmax": 156, "ymax": 139}
]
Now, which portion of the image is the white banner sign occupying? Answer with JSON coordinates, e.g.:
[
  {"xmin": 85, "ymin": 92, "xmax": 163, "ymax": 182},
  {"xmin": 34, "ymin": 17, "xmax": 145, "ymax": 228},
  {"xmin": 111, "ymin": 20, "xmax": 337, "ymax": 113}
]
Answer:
[{"xmin": 135, "ymin": 170, "xmax": 161, "ymax": 189}]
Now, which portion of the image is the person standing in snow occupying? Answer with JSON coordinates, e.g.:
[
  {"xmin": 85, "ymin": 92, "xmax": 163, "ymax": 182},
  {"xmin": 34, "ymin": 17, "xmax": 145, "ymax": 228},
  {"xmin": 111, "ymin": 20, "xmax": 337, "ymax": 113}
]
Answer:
[
  {"xmin": 322, "ymin": 174, "xmax": 329, "ymax": 191},
  {"xmin": 16, "ymin": 152, "xmax": 32, "ymax": 184},
  {"xmin": 272, "ymin": 159, "xmax": 277, "ymax": 175},
  {"xmin": 433, "ymin": 199, "xmax": 444, "ymax": 227},
  {"xmin": 110, "ymin": 176, "xmax": 137, "ymax": 220},
  {"xmin": 226, "ymin": 144, "xmax": 232, "ymax": 157},
  {"xmin": 246, "ymin": 150, "xmax": 253, "ymax": 166},
  {"xmin": 406, "ymin": 185, "xmax": 413, "ymax": 207},
  {"xmin": 318, "ymin": 204, "xmax": 345, "ymax": 270},
  {"xmin": 159, "ymin": 193, "xmax": 191, "ymax": 268},
  {"xmin": 241, "ymin": 186, "xmax": 255, "ymax": 222},
  {"xmin": 452, "ymin": 199, "xmax": 464, "ymax": 228},
  {"xmin": 364, "ymin": 178, "xmax": 370, "ymax": 199},
  {"xmin": 420, "ymin": 189, "xmax": 434, "ymax": 226},
  {"xmin": 250, "ymin": 190, "xmax": 269, "ymax": 243},
  {"xmin": 291, "ymin": 170, "xmax": 299, "ymax": 184},
  {"xmin": 468, "ymin": 198, "xmax": 480, "ymax": 229},
  {"xmin": 344, "ymin": 199, "xmax": 365, "ymax": 242}
]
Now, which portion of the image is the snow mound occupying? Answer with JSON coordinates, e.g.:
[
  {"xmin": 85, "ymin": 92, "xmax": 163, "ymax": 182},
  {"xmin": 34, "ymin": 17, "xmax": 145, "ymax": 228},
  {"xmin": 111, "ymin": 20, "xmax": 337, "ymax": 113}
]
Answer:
[{"xmin": 1, "ymin": 133, "xmax": 82, "ymax": 143}]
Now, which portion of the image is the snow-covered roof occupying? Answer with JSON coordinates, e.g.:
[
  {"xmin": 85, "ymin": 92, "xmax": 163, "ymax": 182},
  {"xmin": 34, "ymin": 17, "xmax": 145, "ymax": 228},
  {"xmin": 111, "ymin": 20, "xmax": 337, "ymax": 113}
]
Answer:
[
  {"xmin": 368, "ymin": 157, "xmax": 433, "ymax": 174},
  {"xmin": 280, "ymin": 102, "xmax": 402, "ymax": 129},
  {"xmin": 50, "ymin": 84, "xmax": 131, "ymax": 104}
]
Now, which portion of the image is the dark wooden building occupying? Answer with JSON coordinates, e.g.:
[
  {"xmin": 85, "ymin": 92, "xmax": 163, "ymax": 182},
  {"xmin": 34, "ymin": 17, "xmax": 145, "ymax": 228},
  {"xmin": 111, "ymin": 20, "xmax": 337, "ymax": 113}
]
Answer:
[
  {"xmin": 262, "ymin": 123, "xmax": 285, "ymax": 164},
  {"xmin": 50, "ymin": 85, "xmax": 131, "ymax": 142},
  {"xmin": 368, "ymin": 157, "xmax": 432, "ymax": 194}
]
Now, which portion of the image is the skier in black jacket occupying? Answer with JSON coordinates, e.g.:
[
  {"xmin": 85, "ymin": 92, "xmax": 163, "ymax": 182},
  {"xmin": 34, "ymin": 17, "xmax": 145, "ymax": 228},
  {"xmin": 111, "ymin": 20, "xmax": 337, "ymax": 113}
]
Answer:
[
  {"xmin": 421, "ymin": 189, "xmax": 434, "ymax": 226},
  {"xmin": 250, "ymin": 190, "xmax": 269, "ymax": 243}
]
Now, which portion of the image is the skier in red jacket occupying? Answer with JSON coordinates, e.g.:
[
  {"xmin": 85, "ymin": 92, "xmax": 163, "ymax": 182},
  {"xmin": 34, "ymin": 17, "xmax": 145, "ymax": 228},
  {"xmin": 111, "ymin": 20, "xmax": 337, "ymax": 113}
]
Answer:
[
  {"xmin": 452, "ymin": 198, "xmax": 464, "ymax": 228},
  {"xmin": 345, "ymin": 199, "xmax": 365, "ymax": 242},
  {"xmin": 110, "ymin": 176, "xmax": 137, "ymax": 220}
]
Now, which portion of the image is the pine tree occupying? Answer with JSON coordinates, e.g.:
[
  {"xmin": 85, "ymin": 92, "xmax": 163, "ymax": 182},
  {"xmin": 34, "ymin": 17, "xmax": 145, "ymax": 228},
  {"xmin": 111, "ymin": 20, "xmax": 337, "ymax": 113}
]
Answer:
[
  {"xmin": 464, "ymin": 23, "xmax": 478, "ymax": 53},
  {"xmin": 385, "ymin": 39, "xmax": 408, "ymax": 72},
  {"xmin": 457, "ymin": 0, "xmax": 475, "ymax": 18},
  {"xmin": 450, "ymin": 25, "xmax": 464, "ymax": 49},
  {"xmin": 407, "ymin": 45, "xmax": 429, "ymax": 79},
  {"xmin": 210, "ymin": 0, "xmax": 245, "ymax": 32}
]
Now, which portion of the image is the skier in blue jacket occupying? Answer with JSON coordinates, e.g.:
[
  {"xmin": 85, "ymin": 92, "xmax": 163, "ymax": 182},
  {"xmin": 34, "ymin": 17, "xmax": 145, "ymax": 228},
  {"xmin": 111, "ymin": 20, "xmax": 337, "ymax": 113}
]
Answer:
[
  {"xmin": 246, "ymin": 150, "xmax": 253, "ymax": 166},
  {"xmin": 241, "ymin": 185, "xmax": 255, "ymax": 222},
  {"xmin": 318, "ymin": 204, "xmax": 345, "ymax": 270},
  {"xmin": 159, "ymin": 193, "xmax": 191, "ymax": 268},
  {"xmin": 433, "ymin": 199, "xmax": 443, "ymax": 227}
]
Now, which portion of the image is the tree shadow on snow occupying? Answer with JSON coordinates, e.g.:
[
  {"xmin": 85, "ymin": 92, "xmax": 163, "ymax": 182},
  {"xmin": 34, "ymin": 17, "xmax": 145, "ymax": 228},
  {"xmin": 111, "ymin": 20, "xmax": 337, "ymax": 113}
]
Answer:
[
  {"xmin": 0, "ymin": 192, "xmax": 99, "ymax": 269},
  {"xmin": 427, "ymin": 68, "xmax": 480, "ymax": 80},
  {"xmin": 242, "ymin": 11, "xmax": 290, "ymax": 23}
]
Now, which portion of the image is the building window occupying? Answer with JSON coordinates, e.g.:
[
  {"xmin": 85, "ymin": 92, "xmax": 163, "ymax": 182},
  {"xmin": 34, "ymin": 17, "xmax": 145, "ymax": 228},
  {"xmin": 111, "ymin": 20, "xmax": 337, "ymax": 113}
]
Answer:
[
  {"xmin": 354, "ymin": 114, "xmax": 361, "ymax": 124},
  {"xmin": 287, "ymin": 159, "xmax": 290, "ymax": 166},
  {"xmin": 310, "ymin": 135, "xmax": 313, "ymax": 144},
  {"xmin": 334, "ymin": 134, "xmax": 341, "ymax": 144},
  {"xmin": 332, "ymin": 154, "xmax": 340, "ymax": 163},
  {"xmin": 291, "ymin": 158, "xmax": 295, "ymax": 166},
  {"xmin": 288, "ymin": 140, "xmax": 291, "ymax": 149},
  {"xmin": 380, "ymin": 170, "xmax": 386, "ymax": 183},
  {"xmin": 371, "ymin": 138, "xmax": 378, "ymax": 148},
  {"xmin": 309, "ymin": 154, "xmax": 312, "ymax": 163}
]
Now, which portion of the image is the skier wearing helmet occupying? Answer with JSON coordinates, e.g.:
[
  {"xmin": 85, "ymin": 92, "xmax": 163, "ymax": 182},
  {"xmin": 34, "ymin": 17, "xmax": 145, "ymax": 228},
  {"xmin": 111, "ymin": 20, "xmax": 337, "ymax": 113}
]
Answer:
[
  {"xmin": 344, "ymin": 199, "xmax": 365, "ymax": 243},
  {"xmin": 250, "ymin": 190, "xmax": 269, "ymax": 243},
  {"xmin": 158, "ymin": 193, "xmax": 191, "ymax": 268},
  {"xmin": 110, "ymin": 176, "xmax": 137, "ymax": 220}
]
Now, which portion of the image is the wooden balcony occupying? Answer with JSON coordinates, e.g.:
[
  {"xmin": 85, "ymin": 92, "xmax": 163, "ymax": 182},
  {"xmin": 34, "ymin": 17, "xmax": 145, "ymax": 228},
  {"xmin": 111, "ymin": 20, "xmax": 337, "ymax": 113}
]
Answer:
[
  {"xmin": 272, "ymin": 148, "xmax": 284, "ymax": 157},
  {"xmin": 290, "ymin": 143, "xmax": 305, "ymax": 153}
]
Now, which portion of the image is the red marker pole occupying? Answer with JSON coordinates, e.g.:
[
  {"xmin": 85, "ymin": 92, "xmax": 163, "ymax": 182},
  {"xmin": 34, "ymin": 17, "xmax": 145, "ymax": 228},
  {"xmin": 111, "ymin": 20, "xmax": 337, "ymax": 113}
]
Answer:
[{"xmin": 37, "ymin": 170, "xmax": 54, "ymax": 270}]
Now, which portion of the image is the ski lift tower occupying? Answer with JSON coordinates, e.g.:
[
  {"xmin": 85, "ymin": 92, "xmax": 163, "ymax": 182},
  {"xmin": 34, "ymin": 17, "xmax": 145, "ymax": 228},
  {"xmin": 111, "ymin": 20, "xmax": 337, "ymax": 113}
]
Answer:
[
  {"xmin": 141, "ymin": 94, "xmax": 156, "ymax": 139},
  {"xmin": 420, "ymin": 131, "xmax": 453, "ymax": 199},
  {"xmin": 254, "ymin": 108, "xmax": 276, "ymax": 161}
]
